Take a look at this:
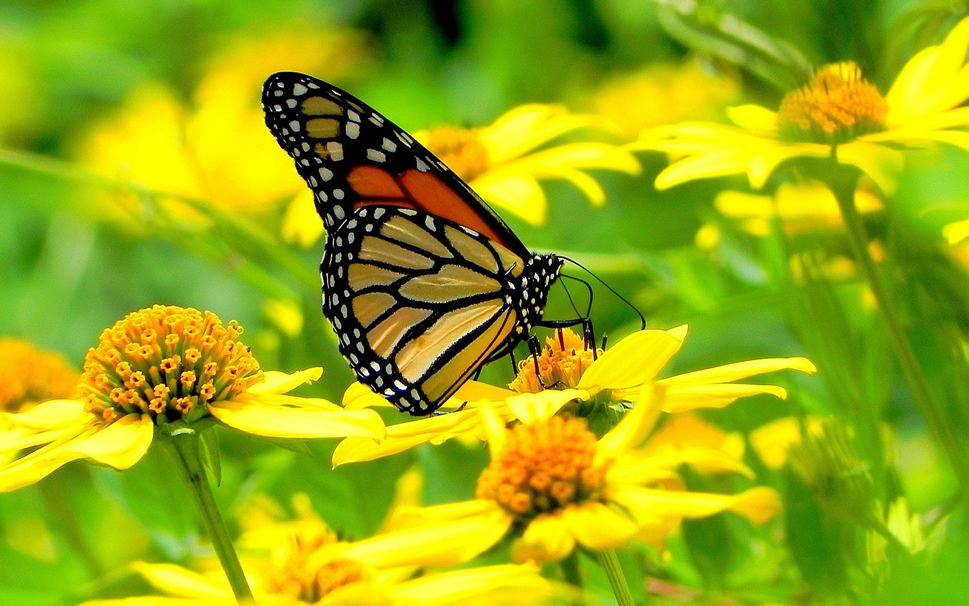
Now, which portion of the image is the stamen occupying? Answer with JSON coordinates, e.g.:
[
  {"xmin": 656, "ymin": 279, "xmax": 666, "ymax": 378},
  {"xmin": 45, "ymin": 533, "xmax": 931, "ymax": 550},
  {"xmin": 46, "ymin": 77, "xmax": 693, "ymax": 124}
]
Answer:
[
  {"xmin": 510, "ymin": 328, "xmax": 601, "ymax": 393},
  {"xmin": 422, "ymin": 125, "xmax": 490, "ymax": 180}
]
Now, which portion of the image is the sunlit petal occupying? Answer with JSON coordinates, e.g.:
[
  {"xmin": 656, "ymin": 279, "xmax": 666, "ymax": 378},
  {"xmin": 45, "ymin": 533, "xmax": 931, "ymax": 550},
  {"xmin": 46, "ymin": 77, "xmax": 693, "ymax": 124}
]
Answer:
[
  {"xmin": 512, "ymin": 512, "xmax": 576, "ymax": 563},
  {"xmin": 578, "ymin": 328, "xmax": 685, "ymax": 393},
  {"xmin": 210, "ymin": 400, "xmax": 385, "ymax": 439},
  {"xmin": 60, "ymin": 414, "xmax": 153, "ymax": 469},
  {"xmin": 560, "ymin": 502, "xmax": 638, "ymax": 550},
  {"xmin": 247, "ymin": 368, "xmax": 322, "ymax": 395}
]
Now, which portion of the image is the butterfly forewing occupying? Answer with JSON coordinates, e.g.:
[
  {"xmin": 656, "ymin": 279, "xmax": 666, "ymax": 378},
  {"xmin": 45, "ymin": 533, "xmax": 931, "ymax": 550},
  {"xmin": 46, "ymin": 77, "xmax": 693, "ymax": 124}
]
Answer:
[{"xmin": 262, "ymin": 72, "xmax": 562, "ymax": 415}]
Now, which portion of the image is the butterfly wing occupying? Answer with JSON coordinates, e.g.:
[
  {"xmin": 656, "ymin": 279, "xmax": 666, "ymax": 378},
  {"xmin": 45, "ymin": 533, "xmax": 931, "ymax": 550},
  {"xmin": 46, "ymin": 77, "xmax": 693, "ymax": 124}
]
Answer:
[
  {"xmin": 262, "ymin": 72, "xmax": 561, "ymax": 415},
  {"xmin": 262, "ymin": 71, "xmax": 529, "ymax": 256}
]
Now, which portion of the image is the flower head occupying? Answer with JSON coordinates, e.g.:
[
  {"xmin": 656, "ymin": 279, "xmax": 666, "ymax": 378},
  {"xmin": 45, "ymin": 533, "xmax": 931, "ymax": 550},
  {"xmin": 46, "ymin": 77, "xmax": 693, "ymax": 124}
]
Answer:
[
  {"xmin": 387, "ymin": 387, "xmax": 782, "ymax": 564},
  {"xmin": 635, "ymin": 17, "xmax": 969, "ymax": 193},
  {"xmin": 0, "ymin": 305, "xmax": 384, "ymax": 492}
]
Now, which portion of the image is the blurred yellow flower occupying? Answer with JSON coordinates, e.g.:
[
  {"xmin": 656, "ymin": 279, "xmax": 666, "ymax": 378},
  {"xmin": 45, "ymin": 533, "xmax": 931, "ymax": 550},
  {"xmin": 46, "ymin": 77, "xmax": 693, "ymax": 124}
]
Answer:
[
  {"xmin": 0, "ymin": 339, "xmax": 78, "ymax": 414},
  {"xmin": 0, "ymin": 305, "xmax": 384, "ymax": 492},
  {"xmin": 78, "ymin": 29, "xmax": 375, "ymax": 224},
  {"xmin": 383, "ymin": 389, "xmax": 780, "ymax": 565},
  {"xmin": 334, "ymin": 326, "xmax": 816, "ymax": 468},
  {"xmin": 82, "ymin": 496, "xmax": 554, "ymax": 606},
  {"xmin": 635, "ymin": 17, "xmax": 969, "ymax": 193},
  {"xmin": 591, "ymin": 58, "xmax": 741, "ymax": 136},
  {"xmin": 750, "ymin": 416, "xmax": 827, "ymax": 469},
  {"xmin": 714, "ymin": 180, "xmax": 883, "ymax": 236}
]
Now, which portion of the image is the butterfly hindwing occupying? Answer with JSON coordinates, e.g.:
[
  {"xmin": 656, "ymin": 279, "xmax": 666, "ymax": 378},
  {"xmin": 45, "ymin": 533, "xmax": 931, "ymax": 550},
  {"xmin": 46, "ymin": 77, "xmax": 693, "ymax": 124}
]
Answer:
[{"xmin": 323, "ymin": 206, "xmax": 524, "ymax": 414}]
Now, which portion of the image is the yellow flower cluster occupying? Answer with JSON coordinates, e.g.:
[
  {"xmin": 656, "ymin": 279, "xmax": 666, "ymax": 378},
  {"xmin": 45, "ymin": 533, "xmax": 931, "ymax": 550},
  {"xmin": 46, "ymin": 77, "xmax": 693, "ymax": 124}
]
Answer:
[
  {"xmin": 0, "ymin": 339, "xmax": 78, "ymax": 413},
  {"xmin": 79, "ymin": 305, "xmax": 262, "ymax": 424}
]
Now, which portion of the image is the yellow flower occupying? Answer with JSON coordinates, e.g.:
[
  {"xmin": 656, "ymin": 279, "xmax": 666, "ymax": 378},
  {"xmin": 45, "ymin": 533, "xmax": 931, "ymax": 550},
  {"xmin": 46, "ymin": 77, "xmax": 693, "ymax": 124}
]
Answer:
[
  {"xmin": 79, "ymin": 29, "xmax": 374, "ymax": 225},
  {"xmin": 0, "ymin": 339, "xmax": 78, "ymax": 414},
  {"xmin": 334, "ymin": 326, "xmax": 816, "ymax": 469},
  {"xmin": 750, "ymin": 416, "xmax": 827, "ymax": 469},
  {"xmin": 383, "ymin": 387, "xmax": 781, "ymax": 564},
  {"xmin": 81, "ymin": 499, "xmax": 553, "ymax": 606},
  {"xmin": 590, "ymin": 58, "xmax": 741, "ymax": 136},
  {"xmin": 714, "ymin": 180, "xmax": 883, "ymax": 237},
  {"xmin": 635, "ymin": 17, "xmax": 969, "ymax": 193},
  {"xmin": 0, "ymin": 305, "xmax": 384, "ymax": 492}
]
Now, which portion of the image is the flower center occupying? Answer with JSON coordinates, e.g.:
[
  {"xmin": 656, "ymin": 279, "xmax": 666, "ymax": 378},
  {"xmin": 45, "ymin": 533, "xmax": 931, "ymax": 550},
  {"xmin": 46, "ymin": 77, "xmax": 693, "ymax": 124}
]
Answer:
[
  {"xmin": 266, "ymin": 528, "xmax": 371, "ymax": 602},
  {"xmin": 78, "ymin": 305, "xmax": 262, "ymax": 425},
  {"xmin": 777, "ymin": 62, "xmax": 888, "ymax": 144},
  {"xmin": 421, "ymin": 125, "xmax": 490, "ymax": 181},
  {"xmin": 476, "ymin": 416, "xmax": 605, "ymax": 518},
  {"xmin": 509, "ymin": 328, "xmax": 599, "ymax": 393},
  {"xmin": 0, "ymin": 339, "xmax": 79, "ymax": 413}
]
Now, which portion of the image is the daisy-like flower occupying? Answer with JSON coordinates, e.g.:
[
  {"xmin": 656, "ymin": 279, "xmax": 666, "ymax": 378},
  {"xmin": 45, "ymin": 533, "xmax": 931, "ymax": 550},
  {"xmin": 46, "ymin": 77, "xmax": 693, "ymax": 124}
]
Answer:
[
  {"xmin": 335, "ymin": 326, "xmax": 815, "ymax": 474},
  {"xmin": 81, "ymin": 497, "xmax": 554, "ymax": 606},
  {"xmin": 384, "ymin": 384, "xmax": 781, "ymax": 565},
  {"xmin": 634, "ymin": 17, "xmax": 969, "ymax": 193},
  {"xmin": 0, "ymin": 305, "xmax": 384, "ymax": 492}
]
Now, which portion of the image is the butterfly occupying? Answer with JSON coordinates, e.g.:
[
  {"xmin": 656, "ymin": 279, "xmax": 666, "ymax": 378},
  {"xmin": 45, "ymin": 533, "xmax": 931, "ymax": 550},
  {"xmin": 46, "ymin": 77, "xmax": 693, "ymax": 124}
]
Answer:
[{"xmin": 262, "ymin": 72, "xmax": 563, "ymax": 415}]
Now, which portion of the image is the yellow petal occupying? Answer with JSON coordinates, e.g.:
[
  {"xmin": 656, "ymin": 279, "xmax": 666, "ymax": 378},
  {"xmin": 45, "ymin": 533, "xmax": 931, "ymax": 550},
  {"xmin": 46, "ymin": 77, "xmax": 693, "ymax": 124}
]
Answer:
[
  {"xmin": 725, "ymin": 104, "xmax": 779, "ymax": 134},
  {"xmin": 663, "ymin": 383, "xmax": 790, "ymax": 412},
  {"xmin": 512, "ymin": 512, "xmax": 576, "ymax": 563},
  {"xmin": 578, "ymin": 328, "xmax": 685, "ymax": 393},
  {"xmin": 344, "ymin": 507, "xmax": 512, "ymax": 568},
  {"xmin": 560, "ymin": 502, "xmax": 639, "ymax": 550},
  {"xmin": 247, "ymin": 368, "xmax": 322, "ymax": 395},
  {"xmin": 0, "ymin": 453, "xmax": 75, "ymax": 492},
  {"xmin": 596, "ymin": 383, "xmax": 665, "ymax": 462},
  {"xmin": 210, "ymin": 400, "xmax": 385, "ymax": 440},
  {"xmin": 59, "ymin": 414, "xmax": 153, "ymax": 469},
  {"xmin": 506, "ymin": 389, "xmax": 587, "ymax": 424},
  {"xmin": 614, "ymin": 448, "xmax": 753, "ymax": 480},
  {"xmin": 836, "ymin": 141, "xmax": 903, "ymax": 195},
  {"xmin": 390, "ymin": 499, "xmax": 499, "ymax": 528},
  {"xmin": 132, "ymin": 562, "xmax": 232, "ymax": 599},
  {"xmin": 343, "ymin": 382, "xmax": 396, "ymax": 409},
  {"xmin": 332, "ymin": 409, "xmax": 480, "ymax": 466},
  {"xmin": 473, "ymin": 173, "xmax": 547, "ymax": 225},
  {"xmin": 750, "ymin": 416, "xmax": 826, "ymax": 468},
  {"xmin": 392, "ymin": 564, "xmax": 550, "ymax": 606},
  {"xmin": 615, "ymin": 486, "xmax": 781, "ymax": 524},
  {"xmin": 4, "ymin": 399, "xmax": 90, "ymax": 430},
  {"xmin": 453, "ymin": 380, "xmax": 516, "ymax": 402},
  {"xmin": 660, "ymin": 357, "xmax": 816, "ymax": 388}
]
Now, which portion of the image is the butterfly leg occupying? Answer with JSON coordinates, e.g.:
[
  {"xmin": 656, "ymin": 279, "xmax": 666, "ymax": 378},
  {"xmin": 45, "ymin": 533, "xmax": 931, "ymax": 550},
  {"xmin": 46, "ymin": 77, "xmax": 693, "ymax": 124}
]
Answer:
[{"xmin": 527, "ymin": 334, "xmax": 549, "ymax": 389}]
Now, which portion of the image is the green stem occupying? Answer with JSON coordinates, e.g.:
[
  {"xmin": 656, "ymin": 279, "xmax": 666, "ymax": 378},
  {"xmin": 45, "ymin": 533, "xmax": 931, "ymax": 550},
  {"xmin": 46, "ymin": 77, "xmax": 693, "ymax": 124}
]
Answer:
[
  {"xmin": 161, "ymin": 431, "xmax": 254, "ymax": 604},
  {"xmin": 826, "ymin": 160, "xmax": 969, "ymax": 491},
  {"xmin": 595, "ymin": 549, "xmax": 637, "ymax": 606}
]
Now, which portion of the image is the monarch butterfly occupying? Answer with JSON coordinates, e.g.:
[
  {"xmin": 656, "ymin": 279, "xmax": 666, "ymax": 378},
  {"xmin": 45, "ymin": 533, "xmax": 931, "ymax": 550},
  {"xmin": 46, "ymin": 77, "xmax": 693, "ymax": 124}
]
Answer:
[{"xmin": 262, "ymin": 72, "xmax": 564, "ymax": 415}]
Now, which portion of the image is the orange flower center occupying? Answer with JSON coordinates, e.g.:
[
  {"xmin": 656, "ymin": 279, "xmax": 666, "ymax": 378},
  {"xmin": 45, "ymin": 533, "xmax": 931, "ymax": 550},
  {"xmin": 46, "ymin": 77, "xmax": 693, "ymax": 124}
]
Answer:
[
  {"xmin": 78, "ymin": 305, "xmax": 262, "ymax": 425},
  {"xmin": 0, "ymin": 339, "xmax": 79, "ymax": 413},
  {"xmin": 422, "ymin": 125, "xmax": 490, "ymax": 181},
  {"xmin": 476, "ymin": 416, "xmax": 605, "ymax": 518},
  {"xmin": 509, "ymin": 328, "xmax": 600, "ymax": 393},
  {"xmin": 777, "ymin": 62, "xmax": 887, "ymax": 144},
  {"xmin": 266, "ymin": 528, "xmax": 371, "ymax": 602}
]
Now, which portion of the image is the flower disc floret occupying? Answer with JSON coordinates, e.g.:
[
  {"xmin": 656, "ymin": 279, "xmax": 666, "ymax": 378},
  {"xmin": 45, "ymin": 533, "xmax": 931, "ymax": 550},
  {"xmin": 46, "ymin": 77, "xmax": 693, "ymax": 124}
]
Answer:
[
  {"xmin": 78, "ymin": 305, "xmax": 262, "ymax": 425},
  {"xmin": 266, "ymin": 527, "xmax": 371, "ymax": 603},
  {"xmin": 510, "ymin": 328, "xmax": 600, "ymax": 393},
  {"xmin": 778, "ymin": 62, "xmax": 888, "ymax": 144},
  {"xmin": 423, "ymin": 125, "xmax": 490, "ymax": 181},
  {"xmin": 476, "ymin": 416, "xmax": 605, "ymax": 518}
]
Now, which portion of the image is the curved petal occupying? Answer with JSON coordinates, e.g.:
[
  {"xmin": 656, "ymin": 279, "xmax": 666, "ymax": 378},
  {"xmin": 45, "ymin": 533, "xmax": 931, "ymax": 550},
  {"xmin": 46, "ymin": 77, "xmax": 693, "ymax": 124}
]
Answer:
[
  {"xmin": 615, "ymin": 485, "xmax": 781, "ymax": 524},
  {"xmin": 506, "ymin": 389, "xmax": 587, "ymax": 424},
  {"xmin": 210, "ymin": 400, "xmax": 385, "ymax": 440},
  {"xmin": 663, "ymin": 384, "xmax": 788, "ymax": 413},
  {"xmin": 596, "ymin": 384, "xmax": 665, "ymax": 461},
  {"xmin": 726, "ymin": 104, "xmax": 780, "ymax": 134},
  {"xmin": 345, "ymin": 508, "xmax": 512, "ymax": 568},
  {"xmin": 613, "ymin": 448, "xmax": 753, "ymax": 480},
  {"xmin": 332, "ymin": 409, "xmax": 481, "ymax": 466},
  {"xmin": 60, "ymin": 414, "xmax": 153, "ymax": 469},
  {"xmin": 836, "ymin": 141, "xmax": 903, "ymax": 195},
  {"xmin": 660, "ymin": 357, "xmax": 816, "ymax": 388},
  {"xmin": 343, "ymin": 382, "xmax": 396, "ymax": 409},
  {"xmin": 512, "ymin": 512, "xmax": 576, "ymax": 563},
  {"xmin": 473, "ymin": 173, "xmax": 547, "ymax": 225},
  {"xmin": 132, "ymin": 562, "xmax": 232, "ymax": 599},
  {"xmin": 247, "ymin": 368, "xmax": 322, "ymax": 395},
  {"xmin": 4, "ymin": 399, "xmax": 91, "ymax": 430},
  {"xmin": 390, "ymin": 499, "xmax": 499, "ymax": 528},
  {"xmin": 392, "ymin": 564, "xmax": 550, "ymax": 606},
  {"xmin": 560, "ymin": 502, "xmax": 638, "ymax": 550},
  {"xmin": 578, "ymin": 328, "xmax": 686, "ymax": 393}
]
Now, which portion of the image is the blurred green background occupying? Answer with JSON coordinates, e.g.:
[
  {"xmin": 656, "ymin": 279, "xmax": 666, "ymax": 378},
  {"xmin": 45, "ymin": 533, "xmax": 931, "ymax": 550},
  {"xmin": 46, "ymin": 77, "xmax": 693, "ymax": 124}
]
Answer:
[{"xmin": 3, "ymin": 0, "xmax": 969, "ymax": 604}]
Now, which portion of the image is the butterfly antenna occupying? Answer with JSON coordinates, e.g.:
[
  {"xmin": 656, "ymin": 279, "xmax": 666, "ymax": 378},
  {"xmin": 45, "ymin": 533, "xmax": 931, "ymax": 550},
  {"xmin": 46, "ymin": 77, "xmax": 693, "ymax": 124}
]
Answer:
[
  {"xmin": 559, "ymin": 274, "xmax": 594, "ymax": 320},
  {"xmin": 560, "ymin": 256, "xmax": 646, "ymax": 330}
]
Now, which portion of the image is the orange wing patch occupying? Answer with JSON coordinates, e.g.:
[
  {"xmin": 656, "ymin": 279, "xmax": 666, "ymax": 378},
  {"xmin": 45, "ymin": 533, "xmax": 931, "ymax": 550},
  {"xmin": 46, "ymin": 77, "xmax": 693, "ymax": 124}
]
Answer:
[
  {"xmin": 399, "ymin": 170, "xmax": 506, "ymax": 245},
  {"xmin": 348, "ymin": 166, "xmax": 407, "ymax": 199}
]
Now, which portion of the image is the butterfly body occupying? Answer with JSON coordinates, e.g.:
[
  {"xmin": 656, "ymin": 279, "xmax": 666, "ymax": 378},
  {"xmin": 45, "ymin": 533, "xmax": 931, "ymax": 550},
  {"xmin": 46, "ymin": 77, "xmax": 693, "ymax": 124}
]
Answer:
[{"xmin": 263, "ymin": 72, "xmax": 561, "ymax": 415}]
